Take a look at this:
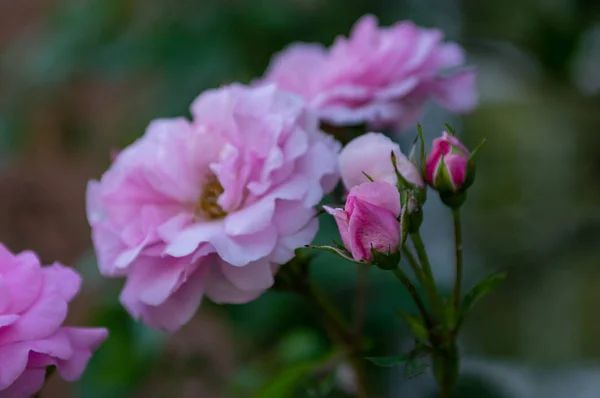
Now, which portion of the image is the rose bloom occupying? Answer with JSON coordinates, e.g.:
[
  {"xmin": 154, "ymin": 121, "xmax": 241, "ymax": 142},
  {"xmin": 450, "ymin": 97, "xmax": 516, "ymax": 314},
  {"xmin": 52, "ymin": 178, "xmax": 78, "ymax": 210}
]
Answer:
[
  {"xmin": 324, "ymin": 182, "xmax": 401, "ymax": 262},
  {"xmin": 0, "ymin": 245, "xmax": 107, "ymax": 398},
  {"xmin": 261, "ymin": 14, "xmax": 477, "ymax": 130},
  {"xmin": 87, "ymin": 84, "xmax": 340, "ymax": 332}
]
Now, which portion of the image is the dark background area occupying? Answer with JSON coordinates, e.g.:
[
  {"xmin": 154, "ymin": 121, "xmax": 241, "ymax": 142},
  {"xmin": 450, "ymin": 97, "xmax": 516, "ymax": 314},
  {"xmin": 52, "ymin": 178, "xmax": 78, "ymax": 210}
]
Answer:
[{"xmin": 2, "ymin": 0, "xmax": 600, "ymax": 397}]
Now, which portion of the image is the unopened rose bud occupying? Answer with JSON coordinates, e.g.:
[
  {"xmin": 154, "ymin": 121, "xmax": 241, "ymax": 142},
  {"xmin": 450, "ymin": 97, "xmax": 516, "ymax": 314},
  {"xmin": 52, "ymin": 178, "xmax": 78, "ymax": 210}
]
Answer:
[
  {"xmin": 339, "ymin": 132, "xmax": 424, "ymax": 191},
  {"xmin": 324, "ymin": 181, "xmax": 401, "ymax": 264},
  {"xmin": 426, "ymin": 132, "xmax": 473, "ymax": 197}
]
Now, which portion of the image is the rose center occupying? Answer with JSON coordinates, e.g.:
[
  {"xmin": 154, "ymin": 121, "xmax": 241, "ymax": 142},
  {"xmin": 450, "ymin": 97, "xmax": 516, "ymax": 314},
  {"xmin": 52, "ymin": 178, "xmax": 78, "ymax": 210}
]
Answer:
[{"xmin": 196, "ymin": 175, "xmax": 226, "ymax": 220}]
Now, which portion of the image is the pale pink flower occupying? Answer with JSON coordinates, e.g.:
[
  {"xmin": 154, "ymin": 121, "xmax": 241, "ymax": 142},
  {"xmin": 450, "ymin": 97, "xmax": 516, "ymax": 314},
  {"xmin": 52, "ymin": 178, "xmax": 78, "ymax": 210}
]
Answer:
[
  {"xmin": 426, "ymin": 131, "xmax": 470, "ymax": 192},
  {"xmin": 324, "ymin": 182, "xmax": 401, "ymax": 262},
  {"xmin": 0, "ymin": 245, "xmax": 107, "ymax": 398},
  {"xmin": 338, "ymin": 132, "xmax": 423, "ymax": 191},
  {"xmin": 87, "ymin": 84, "xmax": 340, "ymax": 332},
  {"xmin": 261, "ymin": 15, "xmax": 477, "ymax": 130}
]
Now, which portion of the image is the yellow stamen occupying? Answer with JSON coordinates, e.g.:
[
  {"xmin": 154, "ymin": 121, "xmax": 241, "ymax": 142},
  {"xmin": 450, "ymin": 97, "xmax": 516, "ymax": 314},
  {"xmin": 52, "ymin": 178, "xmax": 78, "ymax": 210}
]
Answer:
[{"xmin": 196, "ymin": 176, "xmax": 226, "ymax": 220}]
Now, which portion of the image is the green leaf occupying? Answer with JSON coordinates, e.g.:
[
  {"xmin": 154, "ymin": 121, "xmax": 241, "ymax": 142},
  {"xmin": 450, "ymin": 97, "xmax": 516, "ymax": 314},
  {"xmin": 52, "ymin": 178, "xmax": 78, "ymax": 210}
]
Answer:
[
  {"xmin": 444, "ymin": 123, "xmax": 457, "ymax": 136},
  {"xmin": 397, "ymin": 311, "xmax": 429, "ymax": 342},
  {"xmin": 366, "ymin": 355, "xmax": 410, "ymax": 367},
  {"xmin": 404, "ymin": 356, "xmax": 428, "ymax": 379},
  {"xmin": 251, "ymin": 361, "xmax": 317, "ymax": 398},
  {"xmin": 469, "ymin": 138, "xmax": 487, "ymax": 160},
  {"xmin": 251, "ymin": 353, "xmax": 335, "ymax": 398},
  {"xmin": 417, "ymin": 124, "xmax": 426, "ymax": 171},
  {"xmin": 302, "ymin": 370, "xmax": 336, "ymax": 397},
  {"xmin": 458, "ymin": 271, "xmax": 507, "ymax": 328}
]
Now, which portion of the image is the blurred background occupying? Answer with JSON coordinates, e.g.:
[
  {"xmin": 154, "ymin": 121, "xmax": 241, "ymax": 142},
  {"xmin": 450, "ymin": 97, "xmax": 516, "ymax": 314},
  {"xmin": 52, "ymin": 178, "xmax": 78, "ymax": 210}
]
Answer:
[{"xmin": 2, "ymin": 0, "xmax": 600, "ymax": 397}]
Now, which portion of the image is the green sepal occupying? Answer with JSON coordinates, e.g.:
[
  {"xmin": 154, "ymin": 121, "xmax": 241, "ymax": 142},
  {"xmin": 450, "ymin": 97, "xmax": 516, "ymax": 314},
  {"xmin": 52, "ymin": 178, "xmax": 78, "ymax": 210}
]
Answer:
[
  {"xmin": 306, "ymin": 244, "xmax": 365, "ymax": 265},
  {"xmin": 371, "ymin": 247, "xmax": 401, "ymax": 270}
]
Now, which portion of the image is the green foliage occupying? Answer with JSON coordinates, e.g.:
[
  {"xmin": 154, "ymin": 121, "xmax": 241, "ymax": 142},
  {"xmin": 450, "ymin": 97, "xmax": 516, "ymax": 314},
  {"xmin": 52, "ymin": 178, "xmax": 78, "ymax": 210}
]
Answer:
[
  {"xmin": 396, "ymin": 311, "xmax": 429, "ymax": 343},
  {"xmin": 76, "ymin": 304, "xmax": 165, "ymax": 398},
  {"xmin": 365, "ymin": 355, "xmax": 410, "ymax": 367},
  {"xmin": 457, "ymin": 271, "xmax": 507, "ymax": 329}
]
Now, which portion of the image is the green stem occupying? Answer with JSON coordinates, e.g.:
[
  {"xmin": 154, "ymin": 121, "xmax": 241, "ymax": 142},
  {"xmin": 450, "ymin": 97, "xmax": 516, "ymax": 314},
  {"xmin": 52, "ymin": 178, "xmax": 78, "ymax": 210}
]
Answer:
[
  {"xmin": 306, "ymin": 282, "xmax": 367, "ymax": 398},
  {"xmin": 401, "ymin": 247, "xmax": 428, "ymax": 292},
  {"xmin": 353, "ymin": 264, "xmax": 369, "ymax": 342},
  {"xmin": 307, "ymin": 281, "xmax": 352, "ymax": 341},
  {"xmin": 392, "ymin": 266, "xmax": 431, "ymax": 329},
  {"xmin": 410, "ymin": 232, "xmax": 445, "ymax": 327},
  {"xmin": 452, "ymin": 208, "xmax": 463, "ymax": 311}
]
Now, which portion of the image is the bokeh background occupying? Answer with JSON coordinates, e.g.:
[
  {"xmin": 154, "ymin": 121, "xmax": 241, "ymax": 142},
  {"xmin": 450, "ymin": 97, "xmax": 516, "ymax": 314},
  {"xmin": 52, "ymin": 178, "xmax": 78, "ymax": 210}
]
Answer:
[{"xmin": 2, "ymin": 0, "xmax": 600, "ymax": 397}]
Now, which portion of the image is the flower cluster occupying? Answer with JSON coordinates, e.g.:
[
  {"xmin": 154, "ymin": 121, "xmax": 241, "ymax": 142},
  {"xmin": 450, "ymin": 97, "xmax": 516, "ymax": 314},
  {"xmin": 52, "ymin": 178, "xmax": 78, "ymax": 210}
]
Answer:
[
  {"xmin": 84, "ymin": 14, "xmax": 476, "ymax": 334},
  {"xmin": 0, "ymin": 245, "xmax": 107, "ymax": 397},
  {"xmin": 0, "ymin": 13, "xmax": 480, "ymax": 398},
  {"xmin": 322, "ymin": 130, "xmax": 475, "ymax": 265},
  {"xmin": 260, "ymin": 15, "xmax": 477, "ymax": 130}
]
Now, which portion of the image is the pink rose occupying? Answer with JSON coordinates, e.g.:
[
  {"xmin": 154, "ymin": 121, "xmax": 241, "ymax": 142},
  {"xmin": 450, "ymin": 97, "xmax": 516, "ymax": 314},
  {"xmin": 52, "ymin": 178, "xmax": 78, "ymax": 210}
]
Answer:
[
  {"xmin": 426, "ymin": 131, "xmax": 470, "ymax": 193},
  {"xmin": 87, "ymin": 84, "xmax": 340, "ymax": 332},
  {"xmin": 324, "ymin": 182, "xmax": 401, "ymax": 262},
  {"xmin": 338, "ymin": 132, "xmax": 424, "ymax": 191},
  {"xmin": 261, "ymin": 14, "xmax": 477, "ymax": 130},
  {"xmin": 0, "ymin": 244, "xmax": 107, "ymax": 398}
]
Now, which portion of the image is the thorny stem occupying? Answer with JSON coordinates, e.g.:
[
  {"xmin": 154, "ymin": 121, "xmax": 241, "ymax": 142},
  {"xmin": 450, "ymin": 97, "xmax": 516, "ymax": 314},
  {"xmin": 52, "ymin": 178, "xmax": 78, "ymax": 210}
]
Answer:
[
  {"xmin": 452, "ymin": 208, "xmax": 463, "ymax": 311},
  {"xmin": 306, "ymin": 281, "xmax": 368, "ymax": 398}
]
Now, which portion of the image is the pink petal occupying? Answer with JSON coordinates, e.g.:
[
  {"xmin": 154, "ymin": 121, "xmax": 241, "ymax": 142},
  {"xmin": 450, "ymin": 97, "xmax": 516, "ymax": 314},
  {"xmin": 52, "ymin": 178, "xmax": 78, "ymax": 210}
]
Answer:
[
  {"xmin": 347, "ymin": 182, "xmax": 401, "ymax": 217},
  {"xmin": 0, "ymin": 369, "xmax": 45, "ymax": 398},
  {"xmin": 0, "ymin": 344, "xmax": 30, "ymax": 390},
  {"xmin": 55, "ymin": 327, "xmax": 108, "ymax": 381},
  {"xmin": 204, "ymin": 260, "xmax": 263, "ymax": 304},
  {"xmin": 42, "ymin": 263, "xmax": 81, "ymax": 303},
  {"xmin": 220, "ymin": 259, "xmax": 274, "ymax": 292},
  {"xmin": 120, "ymin": 265, "xmax": 208, "ymax": 332}
]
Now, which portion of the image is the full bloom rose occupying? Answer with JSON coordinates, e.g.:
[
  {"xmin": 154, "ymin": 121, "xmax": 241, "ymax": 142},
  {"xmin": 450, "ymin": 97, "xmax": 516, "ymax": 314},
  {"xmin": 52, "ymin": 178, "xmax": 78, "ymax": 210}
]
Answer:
[
  {"xmin": 87, "ymin": 84, "xmax": 340, "ymax": 332},
  {"xmin": 426, "ymin": 131, "xmax": 470, "ymax": 193},
  {"xmin": 0, "ymin": 244, "xmax": 107, "ymax": 398},
  {"xmin": 338, "ymin": 132, "xmax": 424, "ymax": 191},
  {"xmin": 261, "ymin": 14, "xmax": 477, "ymax": 130},
  {"xmin": 324, "ymin": 182, "xmax": 401, "ymax": 262}
]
